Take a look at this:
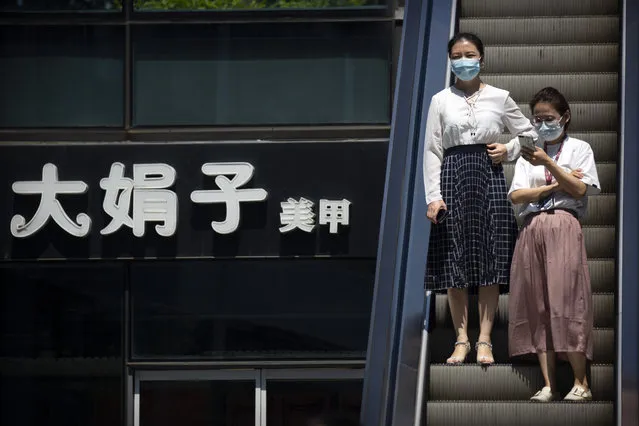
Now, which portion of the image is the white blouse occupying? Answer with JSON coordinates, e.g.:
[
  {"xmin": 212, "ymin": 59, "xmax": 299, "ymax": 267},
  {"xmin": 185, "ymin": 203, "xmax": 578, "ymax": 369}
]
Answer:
[
  {"xmin": 508, "ymin": 136, "xmax": 601, "ymax": 219},
  {"xmin": 423, "ymin": 84, "xmax": 534, "ymax": 204}
]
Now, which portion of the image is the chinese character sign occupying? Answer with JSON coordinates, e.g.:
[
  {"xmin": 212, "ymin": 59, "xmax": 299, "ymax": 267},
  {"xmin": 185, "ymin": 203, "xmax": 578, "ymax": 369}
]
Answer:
[
  {"xmin": 100, "ymin": 163, "xmax": 178, "ymax": 237},
  {"xmin": 9, "ymin": 162, "xmax": 351, "ymax": 239},
  {"xmin": 10, "ymin": 163, "xmax": 91, "ymax": 238}
]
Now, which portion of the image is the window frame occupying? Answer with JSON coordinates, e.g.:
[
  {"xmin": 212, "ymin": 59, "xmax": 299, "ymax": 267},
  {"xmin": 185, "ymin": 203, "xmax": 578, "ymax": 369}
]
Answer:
[{"xmin": 0, "ymin": 0, "xmax": 399, "ymax": 141}]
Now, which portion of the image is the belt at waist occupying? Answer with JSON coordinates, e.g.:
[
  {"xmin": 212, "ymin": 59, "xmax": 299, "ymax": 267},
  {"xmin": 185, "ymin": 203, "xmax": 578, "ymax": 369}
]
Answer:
[{"xmin": 444, "ymin": 144, "xmax": 486, "ymax": 156}]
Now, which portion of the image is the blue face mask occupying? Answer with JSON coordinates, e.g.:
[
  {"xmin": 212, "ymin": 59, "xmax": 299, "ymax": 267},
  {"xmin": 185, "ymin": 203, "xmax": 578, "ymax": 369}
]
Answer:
[
  {"xmin": 535, "ymin": 120, "xmax": 565, "ymax": 141},
  {"xmin": 450, "ymin": 58, "xmax": 481, "ymax": 81}
]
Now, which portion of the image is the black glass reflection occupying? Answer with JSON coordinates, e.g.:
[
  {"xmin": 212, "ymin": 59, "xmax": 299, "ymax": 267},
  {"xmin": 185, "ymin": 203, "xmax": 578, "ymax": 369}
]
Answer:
[
  {"xmin": 134, "ymin": 0, "xmax": 385, "ymax": 11},
  {"xmin": 140, "ymin": 380, "xmax": 254, "ymax": 426},
  {"xmin": 0, "ymin": 264, "xmax": 124, "ymax": 426},
  {"xmin": 267, "ymin": 380, "xmax": 362, "ymax": 426},
  {"xmin": 0, "ymin": 26, "xmax": 124, "ymax": 127},
  {"xmin": 131, "ymin": 259, "xmax": 375, "ymax": 360},
  {"xmin": 0, "ymin": 0, "xmax": 120, "ymax": 11},
  {"xmin": 132, "ymin": 22, "xmax": 391, "ymax": 126}
]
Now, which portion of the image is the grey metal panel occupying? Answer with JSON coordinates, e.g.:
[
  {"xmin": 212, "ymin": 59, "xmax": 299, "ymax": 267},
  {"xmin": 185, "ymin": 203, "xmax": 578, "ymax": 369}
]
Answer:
[
  {"xmin": 497, "ymin": 132, "xmax": 619, "ymax": 162},
  {"xmin": 460, "ymin": 17, "xmax": 619, "ymax": 45},
  {"xmin": 434, "ymin": 294, "xmax": 615, "ymax": 328},
  {"xmin": 504, "ymin": 163, "xmax": 617, "ymax": 193},
  {"xmin": 618, "ymin": 2, "xmax": 639, "ymax": 424},
  {"xmin": 429, "ymin": 364, "xmax": 614, "ymax": 401},
  {"xmin": 482, "ymin": 73, "xmax": 618, "ymax": 102},
  {"xmin": 360, "ymin": 0, "xmax": 455, "ymax": 425},
  {"xmin": 428, "ymin": 327, "xmax": 615, "ymax": 365},
  {"xmin": 461, "ymin": 0, "xmax": 619, "ymax": 17},
  {"xmin": 483, "ymin": 45, "xmax": 619, "ymax": 73},
  {"xmin": 427, "ymin": 401, "xmax": 614, "ymax": 426}
]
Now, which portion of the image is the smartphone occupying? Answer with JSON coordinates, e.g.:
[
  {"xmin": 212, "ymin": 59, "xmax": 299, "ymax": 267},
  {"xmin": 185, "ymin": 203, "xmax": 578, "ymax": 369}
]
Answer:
[
  {"xmin": 436, "ymin": 209, "xmax": 449, "ymax": 224},
  {"xmin": 518, "ymin": 135, "xmax": 536, "ymax": 151}
]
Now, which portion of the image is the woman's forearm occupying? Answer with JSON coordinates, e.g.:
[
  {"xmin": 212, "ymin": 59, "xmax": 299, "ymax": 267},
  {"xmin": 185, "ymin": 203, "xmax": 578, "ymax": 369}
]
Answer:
[
  {"xmin": 510, "ymin": 184, "xmax": 558, "ymax": 205},
  {"xmin": 545, "ymin": 161, "xmax": 587, "ymax": 198}
]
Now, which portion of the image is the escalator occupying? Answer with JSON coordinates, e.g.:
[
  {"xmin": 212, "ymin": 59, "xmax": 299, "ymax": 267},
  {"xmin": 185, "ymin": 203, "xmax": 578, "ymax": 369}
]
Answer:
[
  {"xmin": 361, "ymin": 0, "xmax": 639, "ymax": 425},
  {"xmin": 425, "ymin": 1, "xmax": 619, "ymax": 425}
]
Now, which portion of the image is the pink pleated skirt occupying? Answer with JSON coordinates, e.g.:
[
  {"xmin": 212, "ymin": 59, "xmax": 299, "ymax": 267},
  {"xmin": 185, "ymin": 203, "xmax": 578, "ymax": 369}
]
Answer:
[{"xmin": 508, "ymin": 209, "xmax": 593, "ymax": 360}]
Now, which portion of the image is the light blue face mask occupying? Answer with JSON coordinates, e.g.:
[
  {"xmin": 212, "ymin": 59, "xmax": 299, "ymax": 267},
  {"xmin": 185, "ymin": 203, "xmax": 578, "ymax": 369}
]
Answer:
[
  {"xmin": 535, "ymin": 120, "xmax": 565, "ymax": 141},
  {"xmin": 450, "ymin": 58, "xmax": 481, "ymax": 81}
]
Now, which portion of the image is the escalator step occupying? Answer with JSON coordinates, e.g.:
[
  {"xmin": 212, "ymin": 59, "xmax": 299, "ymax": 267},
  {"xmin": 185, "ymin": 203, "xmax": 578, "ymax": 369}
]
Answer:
[
  {"xmin": 504, "ymin": 162, "xmax": 617, "ymax": 193},
  {"xmin": 482, "ymin": 73, "xmax": 617, "ymax": 102},
  {"xmin": 434, "ymin": 294, "xmax": 615, "ymax": 329},
  {"xmin": 461, "ymin": 0, "xmax": 618, "ymax": 18},
  {"xmin": 460, "ymin": 16, "xmax": 618, "ymax": 45},
  {"xmin": 428, "ymin": 327, "xmax": 615, "ymax": 364},
  {"xmin": 483, "ymin": 45, "xmax": 618, "ymax": 74},
  {"xmin": 498, "ymin": 132, "xmax": 618, "ymax": 162},
  {"xmin": 429, "ymin": 364, "xmax": 613, "ymax": 401},
  {"xmin": 426, "ymin": 401, "xmax": 613, "ymax": 426}
]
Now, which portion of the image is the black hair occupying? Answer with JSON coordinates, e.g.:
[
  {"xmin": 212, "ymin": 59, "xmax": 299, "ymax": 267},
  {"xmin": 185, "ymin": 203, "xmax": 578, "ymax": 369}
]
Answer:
[
  {"xmin": 529, "ymin": 86, "xmax": 572, "ymax": 131},
  {"xmin": 447, "ymin": 32, "xmax": 485, "ymax": 59}
]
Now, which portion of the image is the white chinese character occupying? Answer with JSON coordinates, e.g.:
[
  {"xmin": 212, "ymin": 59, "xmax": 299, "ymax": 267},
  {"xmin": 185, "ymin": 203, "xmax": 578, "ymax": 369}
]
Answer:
[
  {"xmin": 190, "ymin": 162, "xmax": 268, "ymax": 234},
  {"xmin": 319, "ymin": 199, "xmax": 351, "ymax": 234},
  {"xmin": 10, "ymin": 163, "xmax": 91, "ymax": 238},
  {"xmin": 100, "ymin": 163, "xmax": 178, "ymax": 237},
  {"xmin": 279, "ymin": 197, "xmax": 315, "ymax": 233}
]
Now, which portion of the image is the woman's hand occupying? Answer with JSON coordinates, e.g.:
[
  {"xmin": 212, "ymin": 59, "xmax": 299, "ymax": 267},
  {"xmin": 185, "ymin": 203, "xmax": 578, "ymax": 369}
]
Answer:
[
  {"xmin": 570, "ymin": 168, "xmax": 584, "ymax": 179},
  {"xmin": 521, "ymin": 147, "xmax": 551, "ymax": 166},
  {"xmin": 427, "ymin": 200, "xmax": 447, "ymax": 224},
  {"xmin": 486, "ymin": 143, "xmax": 507, "ymax": 164}
]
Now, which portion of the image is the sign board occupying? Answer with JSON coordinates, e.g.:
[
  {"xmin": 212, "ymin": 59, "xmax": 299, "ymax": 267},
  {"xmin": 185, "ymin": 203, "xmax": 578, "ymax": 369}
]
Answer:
[{"xmin": 0, "ymin": 141, "xmax": 387, "ymax": 260}]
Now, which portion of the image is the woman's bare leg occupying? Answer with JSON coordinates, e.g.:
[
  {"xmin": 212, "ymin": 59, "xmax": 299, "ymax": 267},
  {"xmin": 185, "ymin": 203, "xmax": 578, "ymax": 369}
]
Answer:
[
  {"xmin": 447, "ymin": 287, "xmax": 470, "ymax": 363},
  {"xmin": 537, "ymin": 351, "xmax": 557, "ymax": 389},
  {"xmin": 477, "ymin": 284, "xmax": 500, "ymax": 363}
]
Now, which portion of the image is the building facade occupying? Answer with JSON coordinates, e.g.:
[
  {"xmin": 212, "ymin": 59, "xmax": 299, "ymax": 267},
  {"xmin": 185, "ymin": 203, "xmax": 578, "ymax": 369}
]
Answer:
[{"xmin": 0, "ymin": 2, "xmax": 404, "ymax": 425}]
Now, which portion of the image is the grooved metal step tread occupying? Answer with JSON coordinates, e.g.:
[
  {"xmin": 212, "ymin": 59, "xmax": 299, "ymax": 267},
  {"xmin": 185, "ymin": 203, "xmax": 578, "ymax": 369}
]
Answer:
[
  {"xmin": 504, "ymin": 162, "xmax": 617, "ymax": 194},
  {"xmin": 434, "ymin": 294, "xmax": 615, "ymax": 328},
  {"xmin": 582, "ymin": 226, "xmax": 616, "ymax": 259},
  {"xmin": 426, "ymin": 401, "xmax": 613, "ymax": 426},
  {"xmin": 460, "ymin": 16, "xmax": 619, "ymax": 45},
  {"xmin": 483, "ymin": 45, "xmax": 618, "ymax": 73},
  {"xmin": 461, "ymin": 0, "xmax": 619, "ymax": 18},
  {"xmin": 428, "ymin": 327, "xmax": 615, "ymax": 364},
  {"xmin": 429, "ymin": 364, "xmax": 613, "ymax": 401},
  {"xmin": 514, "ymin": 102, "xmax": 618, "ymax": 132},
  {"xmin": 482, "ymin": 73, "xmax": 618, "ymax": 102},
  {"xmin": 586, "ymin": 259, "xmax": 616, "ymax": 293},
  {"xmin": 498, "ymin": 132, "xmax": 618, "ymax": 162}
]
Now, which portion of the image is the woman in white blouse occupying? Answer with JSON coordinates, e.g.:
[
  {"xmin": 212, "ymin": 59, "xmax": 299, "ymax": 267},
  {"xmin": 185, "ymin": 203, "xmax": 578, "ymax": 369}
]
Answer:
[
  {"xmin": 508, "ymin": 87, "xmax": 600, "ymax": 402},
  {"xmin": 423, "ymin": 33, "xmax": 534, "ymax": 365}
]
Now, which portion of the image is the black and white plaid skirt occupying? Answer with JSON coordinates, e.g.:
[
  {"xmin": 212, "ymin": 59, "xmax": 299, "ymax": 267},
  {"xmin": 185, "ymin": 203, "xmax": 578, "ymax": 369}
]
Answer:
[{"xmin": 425, "ymin": 144, "xmax": 518, "ymax": 290}]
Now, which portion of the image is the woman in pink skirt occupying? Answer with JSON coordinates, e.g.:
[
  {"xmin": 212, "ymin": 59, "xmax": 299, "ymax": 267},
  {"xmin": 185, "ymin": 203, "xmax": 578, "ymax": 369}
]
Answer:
[{"xmin": 508, "ymin": 87, "xmax": 600, "ymax": 402}]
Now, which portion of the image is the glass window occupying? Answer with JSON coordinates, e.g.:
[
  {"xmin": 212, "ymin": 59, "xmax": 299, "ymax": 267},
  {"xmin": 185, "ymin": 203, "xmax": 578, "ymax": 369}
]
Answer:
[
  {"xmin": 0, "ymin": 0, "xmax": 121, "ymax": 12},
  {"xmin": 131, "ymin": 259, "xmax": 375, "ymax": 360},
  {"xmin": 132, "ymin": 22, "xmax": 391, "ymax": 126},
  {"xmin": 134, "ymin": 0, "xmax": 386, "ymax": 12},
  {"xmin": 140, "ymin": 380, "xmax": 255, "ymax": 426},
  {"xmin": 0, "ymin": 25, "xmax": 124, "ymax": 128},
  {"xmin": 0, "ymin": 264, "xmax": 124, "ymax": 426},
  {"xmin": 267, "ymin": 380, "xmax": 362, "ymax": 426}
]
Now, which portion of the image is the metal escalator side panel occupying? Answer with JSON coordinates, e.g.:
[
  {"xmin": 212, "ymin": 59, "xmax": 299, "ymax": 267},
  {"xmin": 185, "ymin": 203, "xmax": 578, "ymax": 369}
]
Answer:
[
  {"xmin": 360, "ymin": 0, "xmax": 456, "ymax": 425},
  {"xmin": 618, "ymin": 1, "xmax": 639, "ymax": 425}
]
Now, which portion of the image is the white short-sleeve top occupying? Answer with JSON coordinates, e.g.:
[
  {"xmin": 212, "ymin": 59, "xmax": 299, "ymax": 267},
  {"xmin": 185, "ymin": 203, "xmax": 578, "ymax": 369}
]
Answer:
[
  {"xmin": 423, "ymin": 84, "xmax": 534, "ymax": 204},
  {"xmin": 508, "ymin": 136, "xmax": 601, "ymax": 219}
]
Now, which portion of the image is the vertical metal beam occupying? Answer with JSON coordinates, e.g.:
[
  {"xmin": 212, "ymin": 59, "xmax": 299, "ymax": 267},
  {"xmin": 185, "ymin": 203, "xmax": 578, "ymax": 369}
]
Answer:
[
  {"xmin": 618, "ymin": 1, "xmax": 639, "ymax": 425},
  {"xmin": 360, "ymin": 0, "xmax": 454, "ymax": 425}
]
